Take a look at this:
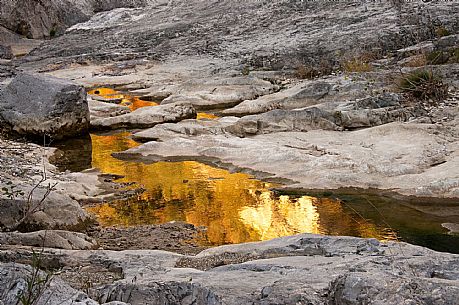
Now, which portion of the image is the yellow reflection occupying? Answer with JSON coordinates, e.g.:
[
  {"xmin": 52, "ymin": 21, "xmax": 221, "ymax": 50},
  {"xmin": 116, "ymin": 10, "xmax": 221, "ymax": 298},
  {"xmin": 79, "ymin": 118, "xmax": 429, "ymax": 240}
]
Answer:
[
  {"xmin": 238, "ymin": 195, "xmax": 320, "ymax": 241},
  {"xmin": 88, "ymin": 87, "xmax": 158, "ymax": 111},
  {"xmin": 86, "ymin": 132, "xmax": 399, "ymax": 245},
  {"xmin": 197, "ymin": 112, "xmax": 219, "ymax": 120}
]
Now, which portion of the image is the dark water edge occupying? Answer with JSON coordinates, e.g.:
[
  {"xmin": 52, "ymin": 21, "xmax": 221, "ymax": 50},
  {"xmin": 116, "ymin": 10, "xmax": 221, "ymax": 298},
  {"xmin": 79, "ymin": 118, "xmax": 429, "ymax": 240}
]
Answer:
[{"xmin": 276, "ymin": 189, "xmax": 459, "ymax": 254}]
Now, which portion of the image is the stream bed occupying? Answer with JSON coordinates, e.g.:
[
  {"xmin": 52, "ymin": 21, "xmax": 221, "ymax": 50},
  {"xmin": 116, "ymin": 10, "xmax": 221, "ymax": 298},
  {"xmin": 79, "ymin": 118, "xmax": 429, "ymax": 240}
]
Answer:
[
  {"xmin": 49, "ymin": 88, "xmax": 459, "ymax": 253},
  {"xmin": 50, "ymin": 130, "xmax": 459, "ymax": 253}
]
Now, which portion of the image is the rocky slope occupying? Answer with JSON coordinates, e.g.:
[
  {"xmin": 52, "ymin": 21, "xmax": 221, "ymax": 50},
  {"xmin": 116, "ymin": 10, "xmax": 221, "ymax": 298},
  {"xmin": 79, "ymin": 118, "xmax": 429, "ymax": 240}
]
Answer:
[{"xmin": 20, "ymin": 1, "xmax": 459, "ymax": 69}]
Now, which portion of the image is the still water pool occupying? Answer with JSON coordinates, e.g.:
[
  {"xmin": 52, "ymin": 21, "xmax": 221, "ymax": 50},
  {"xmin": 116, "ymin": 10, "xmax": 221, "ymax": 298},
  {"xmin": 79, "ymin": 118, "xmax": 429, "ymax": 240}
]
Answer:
[
  {"xmin": 50, "ymin": 88, "xmax": 459, "ymax": 253},
  {"xmin": 51, "ymin": 130, "xmax": 459, "ymax": 253}
]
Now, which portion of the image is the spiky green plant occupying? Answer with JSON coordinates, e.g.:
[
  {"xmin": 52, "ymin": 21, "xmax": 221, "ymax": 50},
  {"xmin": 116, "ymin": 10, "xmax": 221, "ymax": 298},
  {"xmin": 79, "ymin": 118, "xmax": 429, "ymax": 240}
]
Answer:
[{"xmin": 398, "ymin": 69, "xmax": 448, "ymax": 102}]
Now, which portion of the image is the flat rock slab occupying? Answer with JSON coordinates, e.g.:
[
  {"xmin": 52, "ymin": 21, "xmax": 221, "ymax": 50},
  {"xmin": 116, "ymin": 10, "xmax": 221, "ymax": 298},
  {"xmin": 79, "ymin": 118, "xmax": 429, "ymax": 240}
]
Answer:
[
  {"xmin": 0, "ymin": 186, "xmax": 92, "ymax": 232},
  {"xmin": 160, "ymin": 77, "xmax": 275, "ymax": 110},
  {"xmin": 132, "ymin": 116, "xmax": 239, "ymax": 142},
  {"xmin": 91, "ymin": 102, "xmax": 196, "ymax": 130},
  {"xmin": 1, "ymin": 234, "xmax": 458, "ymax": 304},
  {"xmin": 0, "ymin": 230, "xmax": 97, "ymax": 250},
  {"xmin": 121, "ymin": 122, "xmax": 459, "ymax": 198},
  {"xmin": 88, "ymin": 98, "xmax": 130, "ymax": 119},
  {"xmin": 0, "ymin": 262, "xmax": 126, "ymax": 305},
  {"xmin": 0, "ymin": 72, "xmax": 89, "ymax": 141},
  {"xmin": 222, "ymin": 76, "xmax": 374, "ymax": 116}
]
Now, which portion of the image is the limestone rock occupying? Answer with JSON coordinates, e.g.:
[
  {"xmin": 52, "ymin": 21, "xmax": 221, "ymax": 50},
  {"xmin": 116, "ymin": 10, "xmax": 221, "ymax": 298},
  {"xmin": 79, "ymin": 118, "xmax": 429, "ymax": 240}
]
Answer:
[
  {"xmin": 120, "ymin": 122, "xmax": 459, "ymax": 198},
  {"xmin": 22, "ymin": 1, "xmax": 459, "ymax": 71},
  {"xmin": 2, "ymin": 234, "xmax": 457, "ymax": 305},
  {"xmin": 88, "ymin": 98, "xmax": 130, "ymax": 120},
  {"xmin": 91, "ymin": 102, "xmax": 196, "ymax": 130},
  {"xmin": 0, "ymin": 262, "xmax": 104, "ymax": 305},
  {"xmin": 0, "ymin": 45, "xmax": 13, "ymax": 59},
  {"xmin": 0, "ymin": 187, "xmax": 92, "ymax": 232},
  {"xmin": 225, "ymin": 93, "xmax": 421, "ymax": 137},
  {"xmin": 222, "ymin": 76, "xmax": 384, "ymax": 116},
  {"xmin": 160, "ymin": 77, "xmax": 275, "ymax": 110},
  {"xmin": 132, "ymin": 116, "xmax": 239, "ymax": 142},
  {"xmin": 0, "ymin": 0, "xmax": 151, "ymax": 39},
  {"xmin": 0, "ymin": 230, "xmax": 97, "ymax": 250},
  {"xmin": 0, "ymin": 73, "xmax": 89, "ymax": 141}
]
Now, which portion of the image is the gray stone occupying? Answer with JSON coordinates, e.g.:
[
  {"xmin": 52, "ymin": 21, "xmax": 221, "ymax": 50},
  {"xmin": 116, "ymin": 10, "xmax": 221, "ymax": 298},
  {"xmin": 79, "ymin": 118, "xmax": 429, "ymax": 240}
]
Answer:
[
  {"xmin": 120, "ymin": 121, "xmax": 459, "ymax": 198},
  {"xmin": 2, "ymin": 234, "xmax": 458, "ymax": 305},
  {"xmin": 132, "ymin": 116, "xmax": 239, "ymax": 142},
  {"xmin": 21, "ymin": 1, "xmax": 459, "ymax": 72},
  {"xmin": 88, "ymin": 97, "xmax": 131, "ymax": 119},
  {"xmin": 222, "ymin": 76, "xmax": 385, "ymax": 116},
  {"xmin": 225, "ymin": 93, "xmax": 421, "ymax": 137},
  {"xmin": 0, "ymin": 0, "xmax": 151, "ymax": 39},
  {"xmin": 0, "ymin": 45, "xmax": 13, "ymax": 59},
  {"xmin": 0, "ymin": 187, "xmax": 92, "ymax": 232},
  {"xmin": 91, "ymin": 102, "xmax": 196, "ymax": 130},
  {"xmin": 160, "ymin": 77, "xmax": 275, "ymax": 110},
  {"xmin": 0, "ymin": 263, "xmax": 100, "ymax": 305},
  {"xmin": 0, "ymin": 230, "xmax": 97, "ymax": 250},
  {"xmin": 0, "ymin": 73, "xmax": 89, "ymax": 141}
]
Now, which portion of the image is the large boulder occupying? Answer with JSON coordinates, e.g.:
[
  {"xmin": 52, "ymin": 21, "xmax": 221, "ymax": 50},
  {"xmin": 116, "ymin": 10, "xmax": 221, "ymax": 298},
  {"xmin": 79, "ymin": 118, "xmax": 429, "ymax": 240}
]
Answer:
[
  {"xmin": 0, "ymin": 187, "xmax": 93, "ymax": 232},
  {"xmin": 0, "ymin": 0, "xmax": 151, "ymax": 39},
  {"xmin": 0, "ymin": 73, "xmax": 89, "ymax": 141}
]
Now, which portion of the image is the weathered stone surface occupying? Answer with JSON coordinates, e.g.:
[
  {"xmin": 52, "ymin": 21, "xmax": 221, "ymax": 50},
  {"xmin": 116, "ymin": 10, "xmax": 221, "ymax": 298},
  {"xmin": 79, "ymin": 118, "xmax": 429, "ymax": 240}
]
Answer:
[
  {"xmin": 0, "ymin": 187, "xmax": 93, "ymax": 232},
  {"xmin": 0, "ymin": 262, "xmax": 127, "ymax": 305},
  {"xmin": 160, "ymin": 77, "xmax": 275, "ymax": 110},
  {"xmin": 193, "ymin": 93, "xmax": 420, "ymax": 137},
  {"xmin": 120, "ymin": 121, "xmax": 459, "ymax": 198},
  {"xmin": 88, "ymin": 97, "xmax": 130, "ymax": 120},
  {"xmin": 0, "ymin": 73, "xmax": 89, "ymax": 141},
  {"xmin": 0, "ymin": 0, "xmax": 151, "ymax": 39},
  {"xmin": 0, "ymin": 45, "xmax": 13, "ymax": 59},
  {"xmin": 0, "ymin": 230, "xmax": 97, "ymax": 250},
  {"xmin": 132, "ymin": 116, "xmax": 238, "ymax": 142},
  {"xmin": 22, "ymin": 1, "xmax": 458, "ymax": 72},
  {"xmin": 223, "ymin": 77, "xmax": 356, "ymax": 116},
  {"xmin": 2, "ymin": 234, "xmax": 458, "ymax": 305},
  {"xmin": 91, "ymin": 102, "xmax": 196, "ymax": 130}
]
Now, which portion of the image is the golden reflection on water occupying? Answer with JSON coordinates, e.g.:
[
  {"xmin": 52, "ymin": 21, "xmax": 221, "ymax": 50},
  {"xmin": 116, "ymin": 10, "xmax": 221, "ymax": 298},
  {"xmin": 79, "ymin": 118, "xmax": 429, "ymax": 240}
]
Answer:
[
  {"xmin": 88, "ymin": 87, "xmax": 158, "ymax": 111},
  {"xmin": 196, "ymin": 112, "xmax": 219, "ymax": 120},
  {"xmin": 86, "ymin": 131, "xmax": 399, "ymax": 245}
]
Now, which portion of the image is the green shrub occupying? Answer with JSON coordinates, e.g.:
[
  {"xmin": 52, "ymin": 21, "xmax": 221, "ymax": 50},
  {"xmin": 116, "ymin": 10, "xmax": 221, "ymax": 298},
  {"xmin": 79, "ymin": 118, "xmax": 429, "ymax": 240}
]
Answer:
[
  {"xmin": 426, "ymin": 50, "xmax": 450, "ymax": 65},
  {"xmin": 451, "ymin": 48, "xmax": 459, "ymax": 63},
  {"xmin": 295, "ymin": 65, "xmax": 319, "ymax": 79},
  {"xmin": 435, "ymin": 26, "xmax": 450, "ymax": 38},
  {"xmin": 397, "ymin": 69, "xmax": 448, "ymax": 102}
]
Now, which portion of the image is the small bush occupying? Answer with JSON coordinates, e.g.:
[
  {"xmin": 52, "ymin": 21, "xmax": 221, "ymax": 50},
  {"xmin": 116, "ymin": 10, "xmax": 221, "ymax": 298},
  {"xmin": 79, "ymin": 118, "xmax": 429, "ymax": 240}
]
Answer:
[
  {"xmin": 397, "ymin": 69, "xmax": 448, "ymax": 102},
  {"xmin": 295, "ymin": 65, "xmax": 319, "ymax": 79},
  {"xmin": 342, "ymin": 59, "xmax": 373, "ymax": 72},
  {"xmin": 241, "ymin": 66, "xmax": 250, "ymax": 76},
  {"xmin": 403, "ymin": 54, "xmax": 427, "ymax": 67},
  {"xmin": 435, "ymin": 26, "xmax": 450, "ymax": 38},
  {"xmin": 295, "ymin": 59, "xmax": 333, "ymax": 79},
  {"xmin": 452, "ymin": 48, "xmax": 459, "ymax": 63},
  {"xmin": 427, "ymin": 50, "xmax": 451, "ymax": 65}
]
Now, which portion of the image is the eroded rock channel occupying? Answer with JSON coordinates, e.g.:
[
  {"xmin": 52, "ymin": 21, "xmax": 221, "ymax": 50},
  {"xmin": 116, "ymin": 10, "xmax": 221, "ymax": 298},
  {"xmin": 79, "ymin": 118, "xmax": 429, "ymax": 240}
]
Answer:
[{"xmin": 1, "ymin": 0, "xmax": 459, "ymax": 304}]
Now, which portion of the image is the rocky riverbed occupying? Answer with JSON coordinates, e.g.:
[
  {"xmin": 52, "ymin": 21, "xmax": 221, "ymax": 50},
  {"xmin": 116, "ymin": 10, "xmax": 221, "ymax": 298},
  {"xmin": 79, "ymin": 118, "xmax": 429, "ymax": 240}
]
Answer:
[{"xmin": 1, "ymin": 0, "xmax": 459, "ymax": 304}]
